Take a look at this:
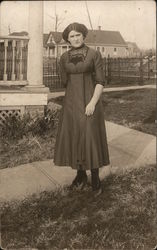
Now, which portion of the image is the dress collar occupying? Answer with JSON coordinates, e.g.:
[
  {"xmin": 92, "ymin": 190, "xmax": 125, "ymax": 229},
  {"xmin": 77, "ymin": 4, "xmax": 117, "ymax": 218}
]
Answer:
[
  {"xmin": 68, "ymin": 44, "xmax": 88, "ymax": 62},
  {"xmin": 71, "ymin": 43, "xmax": 85, "ymax": 50}
]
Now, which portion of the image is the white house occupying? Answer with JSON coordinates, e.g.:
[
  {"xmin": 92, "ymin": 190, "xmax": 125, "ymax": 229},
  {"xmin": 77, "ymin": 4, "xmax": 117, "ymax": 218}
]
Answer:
[
  {"xmin": 126, "ymin": 41, "xmax": 141, "ymax": 57},
  {"xmin": 43, "ymin": 27, "xmax": 128, "ymax": 58}
]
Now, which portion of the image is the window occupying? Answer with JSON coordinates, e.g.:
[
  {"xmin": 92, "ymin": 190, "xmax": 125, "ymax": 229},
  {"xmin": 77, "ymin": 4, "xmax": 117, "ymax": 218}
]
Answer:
[
  {"xmin": 97, "ymin": 47, "xmax": 100, "ymax": 51},
  {"xmin": 50, "ymin": 37, "xmax": 53, "ymax": 43},
  {"xmin": 113, "ymin": 47, "xmax": 117, "ymax": 56},
  {"xmin": 62, "ymin": 46, "xmax": 67, "ymax": 53},
  {"xmin": 102, "ymin": 47, "xmax": 105, "ymax": 52},
  {"xmin": 50, "ymin": 48, "xmax": 55, "ymax": 56}
]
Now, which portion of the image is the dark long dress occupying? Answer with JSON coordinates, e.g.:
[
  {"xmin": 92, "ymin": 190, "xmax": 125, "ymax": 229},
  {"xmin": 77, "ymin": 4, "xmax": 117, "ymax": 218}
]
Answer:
[{"xmin": 54, "ymin": 44, "xmax": 110, "ymax": 170}]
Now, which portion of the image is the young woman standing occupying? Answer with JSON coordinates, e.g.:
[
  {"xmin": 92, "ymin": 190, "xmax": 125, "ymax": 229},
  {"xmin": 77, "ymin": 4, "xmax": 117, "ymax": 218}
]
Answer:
[{"xmin": 54, "ymin": 23, "xmax": 110, "ymax": 193}]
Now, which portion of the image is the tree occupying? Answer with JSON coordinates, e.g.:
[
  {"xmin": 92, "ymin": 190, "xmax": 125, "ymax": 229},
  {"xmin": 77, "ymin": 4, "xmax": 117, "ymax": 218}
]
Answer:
[{"xmin": 47, "ymin": 9, "xmax": 67, "ymax": 62}]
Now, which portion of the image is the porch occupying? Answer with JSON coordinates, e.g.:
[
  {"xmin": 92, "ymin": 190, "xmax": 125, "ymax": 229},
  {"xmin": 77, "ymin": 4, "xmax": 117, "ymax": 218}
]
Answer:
[
  {"xmin": 0, "ymin": 35, "xmax": 28, "ymax": 85},
  {"xmin": 0, "ymin": 2, "xmax": 49, "ymax": 125}
]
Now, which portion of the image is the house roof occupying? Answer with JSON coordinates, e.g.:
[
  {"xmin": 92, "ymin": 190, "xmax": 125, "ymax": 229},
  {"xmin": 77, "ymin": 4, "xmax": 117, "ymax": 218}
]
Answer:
[
  {"xmin": 85, "ymin": 30, "xmax": 127, "ymax": 45},
  {"xmin": 43, "ymin": 33, "xmax": 49, "ymax": 47},
  {"xmin": 43, "ymin": 31, "xmax": 62, "ymax": 47},
  {"xmin": 10, "ymin": 30, "xmax": 127, "ymax": 47},
  {"xmin": 9, "ymin": 31, "xmax": 28, "ymax": 36}
]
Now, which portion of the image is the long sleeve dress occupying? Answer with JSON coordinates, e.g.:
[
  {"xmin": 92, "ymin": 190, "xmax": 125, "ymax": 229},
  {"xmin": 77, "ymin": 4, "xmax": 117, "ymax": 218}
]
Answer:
[{"xmin": 54, "ymin": 44, "xmax": 110, "ymax": 170}]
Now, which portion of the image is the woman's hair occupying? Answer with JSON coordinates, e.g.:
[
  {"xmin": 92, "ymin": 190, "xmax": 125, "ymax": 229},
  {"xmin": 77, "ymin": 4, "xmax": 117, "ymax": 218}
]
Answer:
[{"xmin": 62, "ymin": 22, "xmax": 88, "ymax": 42}]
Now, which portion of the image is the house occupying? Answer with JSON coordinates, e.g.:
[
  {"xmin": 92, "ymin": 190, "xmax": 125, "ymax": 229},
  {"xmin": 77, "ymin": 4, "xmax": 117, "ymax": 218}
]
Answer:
[
  {"xmin": 126, "ymin": 41, "xmax": 141, "ymax": 57},
  {"xmin": 10, "ymin": 28, "xmax": 128, "ymax": 58},
  {"xmin": 84, "ymin": 27, "xmax": 128, "ymax": 57},
  {"xmin": 43, "ymin": 27, "xmax": 128, "ymax": 58},
  {"xmin": 8, "ymin": 31, "xmax": 28, "ymax": 47},
  {"xmin": 43, "ymin": 31, "xmax": 68, "ymax": 58}
]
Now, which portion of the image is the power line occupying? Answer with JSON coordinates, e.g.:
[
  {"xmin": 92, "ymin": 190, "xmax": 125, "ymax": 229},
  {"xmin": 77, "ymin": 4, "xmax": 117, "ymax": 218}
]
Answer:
[
  {"xmin": 85, "ymin": 1, "xmax": 93, "ymax": 30},
  {"xmin": 85, "ymin": 1, "xmax": 96, "ymax": 50}
]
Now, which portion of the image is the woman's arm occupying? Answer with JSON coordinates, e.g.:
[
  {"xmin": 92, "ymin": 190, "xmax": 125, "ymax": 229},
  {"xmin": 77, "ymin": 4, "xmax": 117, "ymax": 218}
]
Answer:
[
  {"xmin": 85, "ymin": 84, "xmax": 103, "ymax": 116},
  {"xmin": 85, "ymin": 50, "xmax": 105, "ymax": 116}
]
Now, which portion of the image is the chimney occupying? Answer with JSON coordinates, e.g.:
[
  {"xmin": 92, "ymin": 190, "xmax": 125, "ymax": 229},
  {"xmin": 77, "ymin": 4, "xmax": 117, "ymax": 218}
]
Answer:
[{"xmin": 98, "ymin": 26, "xmax": 101, "ymax": 30}]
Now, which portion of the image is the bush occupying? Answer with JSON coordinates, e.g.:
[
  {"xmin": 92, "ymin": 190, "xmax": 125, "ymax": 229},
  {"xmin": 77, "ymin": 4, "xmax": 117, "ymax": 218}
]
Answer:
[{"xmin": 0, "ymin": 105, "xmax": 61, "ymax": 141}]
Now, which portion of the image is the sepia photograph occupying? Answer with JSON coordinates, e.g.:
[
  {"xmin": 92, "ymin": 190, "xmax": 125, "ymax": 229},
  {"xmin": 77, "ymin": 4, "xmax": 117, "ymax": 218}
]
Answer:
[{"xmin": 0, "ymin": 0, "xmax": 156, "ymax": 249}]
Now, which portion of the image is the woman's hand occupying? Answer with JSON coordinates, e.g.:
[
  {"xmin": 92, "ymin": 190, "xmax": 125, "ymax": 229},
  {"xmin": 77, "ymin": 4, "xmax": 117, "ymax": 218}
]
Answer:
[
  {"xmin": 85, "ymin": 84, "xmax": 103, "ymax": 116},
  {"xmin": 85, "ymin": 101, "xmax": 96, "ymax": 116}
]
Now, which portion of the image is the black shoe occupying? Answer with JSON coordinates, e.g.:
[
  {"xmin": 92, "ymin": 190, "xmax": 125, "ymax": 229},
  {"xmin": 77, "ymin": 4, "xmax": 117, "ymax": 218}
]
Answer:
[
  {"xmin": 70, "ymin": 170, "xmax": 87, "ymax": 190},
  {"xmin": 91, "ymin": 169, "xmax": 104, "ymax": 195}
]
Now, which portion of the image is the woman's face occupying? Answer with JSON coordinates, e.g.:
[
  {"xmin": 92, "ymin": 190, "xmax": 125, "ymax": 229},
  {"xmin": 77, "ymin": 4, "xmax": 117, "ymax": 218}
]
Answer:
[{"xmin": 68, "ymin": 30, "xmax": 84, "ymax": 48}]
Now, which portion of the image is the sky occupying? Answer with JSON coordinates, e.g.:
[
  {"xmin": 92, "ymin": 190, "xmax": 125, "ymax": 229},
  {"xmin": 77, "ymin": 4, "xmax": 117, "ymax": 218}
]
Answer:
[{"xmin": 0, "ymin": 0, "xmax": 156, "ymax": 49}]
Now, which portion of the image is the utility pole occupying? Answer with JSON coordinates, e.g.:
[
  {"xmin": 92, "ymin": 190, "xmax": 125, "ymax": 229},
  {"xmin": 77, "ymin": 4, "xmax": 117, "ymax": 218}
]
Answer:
[
  {"xmin": 85, "ymin": 1, "xmax": 93, "ymax": 30},
  {"xmin": 8, "ymin": 24, "xmax": 11, "ymax": 34},
  {"xmin": 85, "ymin": 1, "xmax": 96, "ymax": 50}
]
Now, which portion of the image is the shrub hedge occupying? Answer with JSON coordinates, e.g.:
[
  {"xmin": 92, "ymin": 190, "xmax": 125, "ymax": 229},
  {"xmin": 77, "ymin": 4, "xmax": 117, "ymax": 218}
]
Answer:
[{"xmin": 0, "ymin": 105, "xmax": 61, "ymax": 141}]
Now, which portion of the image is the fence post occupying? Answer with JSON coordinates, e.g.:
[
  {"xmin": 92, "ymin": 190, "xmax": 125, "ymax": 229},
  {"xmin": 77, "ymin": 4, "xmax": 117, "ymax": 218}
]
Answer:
[
  {"xmin": 103, "ymin": 57, "xmax": 106, "ymax": 83},
  {"xmin": 118, "ymin": 57, "xmax": 120, "ymax": 79},
  {"xmin": 139, "ymin": 53, "xmax": 143, "ymax": 85},
  {"xmin": 107, "ymin": 55, "xmax": 111, "ymax": 84},
  {"xmin": 148, "ymin": 56, "xmax": 150, "ymax": 80}
]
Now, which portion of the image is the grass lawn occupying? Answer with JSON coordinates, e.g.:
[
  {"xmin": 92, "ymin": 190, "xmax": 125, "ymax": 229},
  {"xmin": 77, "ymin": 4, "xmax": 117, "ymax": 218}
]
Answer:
[
  {"xmin": 0, "ymin": 134, "xmax": 56, "ymax": 170},
  {"xmin": 102, "ymin": 88, "xmax": 156, "ymax": 136},
  {"xmin": 53, "ymin": 88, "xmax": 156, "ymax": 136},
  {"xmin": 0, "ymin": 88, "xmax": 155, "ymax": 170},
  {"xmin": 1, "ymin": 164, "xmax": 156, "ymax": 250}
]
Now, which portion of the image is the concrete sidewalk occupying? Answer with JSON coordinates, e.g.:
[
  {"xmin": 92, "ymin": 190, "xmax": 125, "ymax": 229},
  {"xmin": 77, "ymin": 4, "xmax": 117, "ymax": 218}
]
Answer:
[
  {"xmin": 48, "ymin": 84, "xmax": 155, "ymax": 99},
  {"xmin": 0, "ymin": 121, "xmax": 155, "ymax": 203}
]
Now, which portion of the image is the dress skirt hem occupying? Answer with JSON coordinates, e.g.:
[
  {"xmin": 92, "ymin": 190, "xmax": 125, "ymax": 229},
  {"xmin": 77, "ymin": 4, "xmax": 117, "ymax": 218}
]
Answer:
[{"xmin": 53, "ymin": 161, "xmax": 110, "ymax": 171}]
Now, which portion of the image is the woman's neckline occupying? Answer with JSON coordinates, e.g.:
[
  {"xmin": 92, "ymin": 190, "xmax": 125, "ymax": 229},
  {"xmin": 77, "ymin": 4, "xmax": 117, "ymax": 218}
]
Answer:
[{"xmin": 71, "ymin": 43, "xmax": 85, "ymax": 50}]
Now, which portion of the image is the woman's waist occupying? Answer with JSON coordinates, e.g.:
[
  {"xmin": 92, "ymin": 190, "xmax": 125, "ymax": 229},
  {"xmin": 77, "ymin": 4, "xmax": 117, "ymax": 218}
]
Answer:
[{"xmin": 67, "ymin": 70, "xmax": 93, "ymax": 76}]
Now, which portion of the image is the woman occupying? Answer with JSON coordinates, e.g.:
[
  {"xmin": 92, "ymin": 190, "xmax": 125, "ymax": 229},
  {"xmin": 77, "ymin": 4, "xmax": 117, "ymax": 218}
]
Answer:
[{"xmin": 54, "ymin": 22, "xmax": 110, "ymax": 193}]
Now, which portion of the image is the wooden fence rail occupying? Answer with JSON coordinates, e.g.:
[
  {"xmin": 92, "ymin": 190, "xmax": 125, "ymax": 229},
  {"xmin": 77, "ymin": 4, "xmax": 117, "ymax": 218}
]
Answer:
[
  {"xmin": 43, "ymin": 55, "xmax": 156, "ymax": 91},
  {"xmin": 103, "ymin": 56, "xmax": 156, "ymax": 85}
]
